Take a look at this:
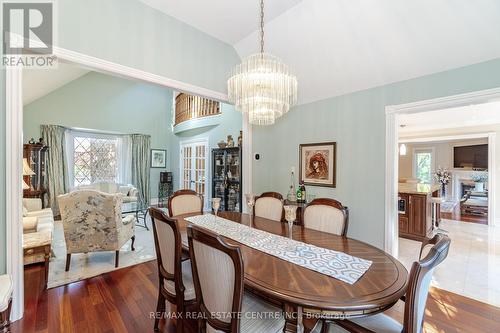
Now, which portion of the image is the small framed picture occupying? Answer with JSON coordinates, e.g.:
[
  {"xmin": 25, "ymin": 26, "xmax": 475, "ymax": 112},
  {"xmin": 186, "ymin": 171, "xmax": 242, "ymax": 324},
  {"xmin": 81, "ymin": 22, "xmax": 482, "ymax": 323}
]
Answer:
[
  {"xmin": 151, "ymin": 149, "xmax": 167, "ymax": 168},
  {"xmin": 299, "ymin": 142, "xmax": 337, "ymax": 188}
]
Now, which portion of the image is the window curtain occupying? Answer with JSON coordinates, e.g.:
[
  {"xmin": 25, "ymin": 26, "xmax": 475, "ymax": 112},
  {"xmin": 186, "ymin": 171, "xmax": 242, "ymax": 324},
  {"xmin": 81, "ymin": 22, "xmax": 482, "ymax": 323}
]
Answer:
[
  {"xmin": 130, "ymin": 134, "xmax": 151, "ymax": 205},
  {"xmin": 41, "ymin": 125, "xmax": 69, "ymax": 215}
]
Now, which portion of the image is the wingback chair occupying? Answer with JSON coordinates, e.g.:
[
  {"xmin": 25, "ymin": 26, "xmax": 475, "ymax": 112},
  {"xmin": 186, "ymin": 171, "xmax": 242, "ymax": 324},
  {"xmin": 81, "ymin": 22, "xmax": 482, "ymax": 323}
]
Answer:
[
  {"xmin": 317, "ymin": 234, "xmax": 451, "ymax": 333},
  {"xmin": 303, "ymin": 198, "xmax": 349, "ymax": 236},
  {"xmin": 168, "ymin": 189, "xmax": 203, "ymax": 216},
  {"xmin": 187, "ymin": 225, "xmax": 285, "ymax": 333},
  {"xmin": 58, "ymin": 190, "xmax": 136, "ymax": 271},
  {"xmin": 254, "ymin": 192, "xmax": 284, "ymax": 222}
]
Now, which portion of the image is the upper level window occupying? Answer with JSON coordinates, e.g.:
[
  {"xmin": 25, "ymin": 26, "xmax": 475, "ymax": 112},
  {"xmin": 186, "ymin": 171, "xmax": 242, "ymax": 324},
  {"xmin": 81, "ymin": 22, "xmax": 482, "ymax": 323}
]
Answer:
[
  {"xmin": 66, "ymin": 130, "xmax": 128, "ymax": 188},
  {"xmin": 414, "ymin": 148, "xmax": 434, "ymax": 184}
]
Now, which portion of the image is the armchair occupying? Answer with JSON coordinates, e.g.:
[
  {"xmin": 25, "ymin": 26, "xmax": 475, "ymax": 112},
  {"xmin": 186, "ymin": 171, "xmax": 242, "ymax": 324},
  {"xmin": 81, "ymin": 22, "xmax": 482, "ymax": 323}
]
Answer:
[{"xmin": 58, "ymin": 190, "xmax": 136, "ymax": 271}]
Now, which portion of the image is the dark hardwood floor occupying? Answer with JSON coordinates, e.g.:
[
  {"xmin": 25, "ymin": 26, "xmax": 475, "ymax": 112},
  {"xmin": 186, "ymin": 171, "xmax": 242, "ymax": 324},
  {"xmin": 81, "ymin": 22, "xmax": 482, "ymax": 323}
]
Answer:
[
  {"xmin": 11, "ymin": 261, "xmax": 500, "ymax": 333},
  {"xmin": 441, "ymin": 205, "xmax": 488, "ymax": 225}
]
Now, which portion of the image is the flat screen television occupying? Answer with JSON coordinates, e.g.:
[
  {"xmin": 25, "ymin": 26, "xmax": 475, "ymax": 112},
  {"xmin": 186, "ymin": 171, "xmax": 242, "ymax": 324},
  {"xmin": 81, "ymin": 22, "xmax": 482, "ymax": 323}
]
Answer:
[{"xmin": 453, "ymin": 144, "xmax": 488, "ymax": 169}]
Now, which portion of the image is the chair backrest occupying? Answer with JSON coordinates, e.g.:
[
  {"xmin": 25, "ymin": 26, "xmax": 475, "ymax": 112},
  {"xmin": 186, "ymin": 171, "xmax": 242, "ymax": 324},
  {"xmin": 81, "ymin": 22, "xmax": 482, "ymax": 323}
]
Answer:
[
  {"xmin": 168, "ymin": 189, "xmax": 203, "ymax": 216},
  {"xmin": 404, "ymin": 234, "xmax": 451, "ymax": 333},
  {"xmin": 149, "ymin": 208, "xmax": 185, "ymax": 299},
  {"xmin": 303, "ymin": 198, "xmax": 349, "ymax": 236},
  {"xmin": 254, "ymin": 192, "xmax": 284, "ymax": 222},
  {"xmin": 419, "ymin": 233, "xmax": 442, "ymax": 260},
  {"xmin": 187, "ymin": 225, "xmax": 244, "ymax": 333},
  {"xmin": 58, "ymin": 190, "xmax": 122, "ymax": 253}
]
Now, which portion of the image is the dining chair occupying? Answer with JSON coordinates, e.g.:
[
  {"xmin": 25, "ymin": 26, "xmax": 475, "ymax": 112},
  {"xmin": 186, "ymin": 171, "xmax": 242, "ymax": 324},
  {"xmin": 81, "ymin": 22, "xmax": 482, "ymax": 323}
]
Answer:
[
  {"xmin": 254, "ymin": 192, "xmax": 284, "ymax": 222},
  {"xmin": 187, "ymin": 224, "xmax": 285, "ymax": 333},
  {"xmin": 149, "ymin": 208, "xmax": 196, "ymax": 332},
  {"xmin": 316, "ymin": 233, "xmax": 451, "ymax": 333},
  {"xmin": 303, "ymin": 198, "xmax": 349, "ymax": 236},
  {"xmin": 168, "ymin": 189, "xmax": 203, "ymax": 216}
]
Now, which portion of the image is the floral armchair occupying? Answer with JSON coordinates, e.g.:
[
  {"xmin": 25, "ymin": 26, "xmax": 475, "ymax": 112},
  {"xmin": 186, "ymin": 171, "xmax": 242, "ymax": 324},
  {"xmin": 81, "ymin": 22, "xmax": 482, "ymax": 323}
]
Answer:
[{"xmin": 57, "ymin": 190, "xmax": 135, "ymax": 271}]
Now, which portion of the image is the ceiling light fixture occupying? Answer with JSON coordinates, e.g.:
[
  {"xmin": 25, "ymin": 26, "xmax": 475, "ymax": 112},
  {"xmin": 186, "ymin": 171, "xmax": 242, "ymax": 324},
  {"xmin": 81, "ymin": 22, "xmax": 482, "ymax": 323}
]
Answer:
[
  {"xmin": 227, "ymin": 0, "xmax": 297, "ymax": 125},
  {"xmin": 399, "ymin": 143, "xmax": 407, "ymax": 156}
]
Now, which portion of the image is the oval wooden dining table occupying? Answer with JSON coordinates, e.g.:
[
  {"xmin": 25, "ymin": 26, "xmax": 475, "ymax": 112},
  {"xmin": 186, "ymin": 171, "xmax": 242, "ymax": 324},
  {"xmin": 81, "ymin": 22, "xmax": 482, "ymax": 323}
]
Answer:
[{"xmin": 174, "ymin": 211, "xmax": 408, "ymax": 333}]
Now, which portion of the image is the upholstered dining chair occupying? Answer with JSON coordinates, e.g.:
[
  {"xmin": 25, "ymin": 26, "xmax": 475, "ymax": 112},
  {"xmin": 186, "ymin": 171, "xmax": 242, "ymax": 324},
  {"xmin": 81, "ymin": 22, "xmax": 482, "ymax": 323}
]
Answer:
[
  {"xmin": 149, "ymin": 207, "xmax": 196, "ymax": 332},
  {"xmin": 254, "ymin": 192, "xmax": 284, "ymax": 222},
  {"xmin": 168, "ymin": 189, "xmax": 204, "ymax": 216},
  {"xmin": 58, "ymin": 190, "xmax": 135, "ymax": 271},
  {"xmin": 303, "ymin": 198, "xmax": 349, "ymax": 236},
  {"xmin": 316, "ymin": 233, "xmax": 451, "ymax": 333},
  {"xmin": 187, "ymin": 225, "xmax": 285, "ymax": 333}
]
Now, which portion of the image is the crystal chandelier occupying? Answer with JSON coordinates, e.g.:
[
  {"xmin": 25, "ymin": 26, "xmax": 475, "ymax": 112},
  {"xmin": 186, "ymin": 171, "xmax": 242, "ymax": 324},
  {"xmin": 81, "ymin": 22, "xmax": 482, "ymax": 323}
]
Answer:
[{"xmin": 228, "ymin": 0, "xmax": 297, "ymax": 125}]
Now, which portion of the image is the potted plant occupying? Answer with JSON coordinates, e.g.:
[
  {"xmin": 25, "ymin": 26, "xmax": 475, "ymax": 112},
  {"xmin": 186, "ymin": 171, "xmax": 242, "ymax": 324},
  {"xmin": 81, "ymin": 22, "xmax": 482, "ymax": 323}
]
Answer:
[
  {"xmin": 434, "ymin": 167, "xmax": 451, "ymax": 197},
  {"xmin": 471, "ymin": 173, "xmax": 488, "ymax": 192}
]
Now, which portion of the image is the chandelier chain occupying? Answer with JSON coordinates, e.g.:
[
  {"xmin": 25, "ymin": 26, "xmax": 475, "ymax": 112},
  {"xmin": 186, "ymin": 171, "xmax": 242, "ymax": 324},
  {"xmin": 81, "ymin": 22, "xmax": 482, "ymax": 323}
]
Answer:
[{"xmin": 260, "ymin": 0, "xmax": 264, "ymax": 53}]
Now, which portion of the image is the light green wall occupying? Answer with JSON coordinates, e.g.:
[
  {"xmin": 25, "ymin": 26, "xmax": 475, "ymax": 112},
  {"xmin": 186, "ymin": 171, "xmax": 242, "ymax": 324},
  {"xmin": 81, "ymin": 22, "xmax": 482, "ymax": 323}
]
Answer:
[
  {"xmin": 170, "ymin": 103, "xmax": 242, "ymax": 192},
  {"xmin": 253, "ymin": 58, "xmax": 500, "ymax": 249},
  {"xmin": 24, "ymin": 71, "xmax": 173, "ymax": 199},
  {"xmin": 0, "ymin": 0, "xmax": 241, "ymax": 274},
  {"xmin": 57, "ymin": 0, "xmax": 240, "ymax": 93}
]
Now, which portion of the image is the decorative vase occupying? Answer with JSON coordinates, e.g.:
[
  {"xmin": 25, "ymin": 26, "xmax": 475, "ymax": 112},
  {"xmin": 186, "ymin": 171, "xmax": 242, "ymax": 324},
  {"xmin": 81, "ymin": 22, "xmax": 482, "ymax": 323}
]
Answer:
[
  {"xmin": 227, "ymin": 135, "xmax": 234, "ymax": 147},
  {"xmin": 441, "ymin": 184, "xmax": 446, "ymax": 198},
  {"xmin": 238, "ymin": 130, "xmax": 242, "ymax": 147}
]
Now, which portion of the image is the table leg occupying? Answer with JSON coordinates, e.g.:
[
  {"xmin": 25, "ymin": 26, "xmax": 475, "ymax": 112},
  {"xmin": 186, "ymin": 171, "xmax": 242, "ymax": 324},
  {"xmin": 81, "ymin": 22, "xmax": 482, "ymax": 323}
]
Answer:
[
  {"xmin": 44, "ymin": 245, "xmax": 50, "ymax": 289},
  {"xmin": 134, "ymin": 209, "xmax": 150, "ymax": 230},
  {"xmin": 283, "ymin": 303, "xmax": 304, "ymax": 333}
]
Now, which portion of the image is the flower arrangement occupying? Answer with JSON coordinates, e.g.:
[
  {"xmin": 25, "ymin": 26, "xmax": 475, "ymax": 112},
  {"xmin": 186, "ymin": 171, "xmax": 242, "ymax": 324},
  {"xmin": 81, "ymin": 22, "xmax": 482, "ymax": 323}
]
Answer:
[{"xmin": 433, "ymin": 167, "xmax": 451, "ymax": 185}]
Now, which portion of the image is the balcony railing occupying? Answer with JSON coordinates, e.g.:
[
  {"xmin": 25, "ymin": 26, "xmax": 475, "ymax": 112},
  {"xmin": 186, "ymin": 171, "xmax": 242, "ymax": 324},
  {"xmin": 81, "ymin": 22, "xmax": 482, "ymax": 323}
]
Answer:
[{"xmin": 175, "ymin": 93, "xmax": 221, "ymax": 126}]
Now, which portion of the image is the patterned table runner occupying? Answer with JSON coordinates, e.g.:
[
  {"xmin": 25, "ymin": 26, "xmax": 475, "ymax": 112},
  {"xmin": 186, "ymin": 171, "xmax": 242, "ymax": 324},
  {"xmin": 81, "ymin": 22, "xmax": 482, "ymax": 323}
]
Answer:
[{"xmin": 185, "ymin": 214, "xmax": 372, "ymax": 284}]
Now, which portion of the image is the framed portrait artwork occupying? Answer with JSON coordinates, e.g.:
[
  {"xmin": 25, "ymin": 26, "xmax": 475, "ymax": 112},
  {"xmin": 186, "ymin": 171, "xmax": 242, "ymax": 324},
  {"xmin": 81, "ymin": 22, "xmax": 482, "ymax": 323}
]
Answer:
[
  {"xmin": 299, "ymin": 142, "xmax": 337, "ymax": 187},
  {"xmin": 151, "ymin": 149, "xmax": 167, "ymax": 168}
]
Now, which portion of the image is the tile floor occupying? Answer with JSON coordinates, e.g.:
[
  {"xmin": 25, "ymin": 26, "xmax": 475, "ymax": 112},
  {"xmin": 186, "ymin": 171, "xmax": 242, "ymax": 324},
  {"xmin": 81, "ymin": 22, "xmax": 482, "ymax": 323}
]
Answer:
[{"xmin": 398, "ymin": 219, "xmax": 500, "ymax": 307}]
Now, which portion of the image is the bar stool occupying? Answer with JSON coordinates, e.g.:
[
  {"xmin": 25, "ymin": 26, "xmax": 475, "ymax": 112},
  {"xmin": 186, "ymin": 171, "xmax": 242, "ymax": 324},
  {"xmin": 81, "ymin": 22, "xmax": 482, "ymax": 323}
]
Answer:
[
  {"xmin": 0, "ymin": 274, "xmax": 13, "ymax": 333},
  {"xmin": 430, "ymin": 197, "xmax": 448, "ymax": 234}
]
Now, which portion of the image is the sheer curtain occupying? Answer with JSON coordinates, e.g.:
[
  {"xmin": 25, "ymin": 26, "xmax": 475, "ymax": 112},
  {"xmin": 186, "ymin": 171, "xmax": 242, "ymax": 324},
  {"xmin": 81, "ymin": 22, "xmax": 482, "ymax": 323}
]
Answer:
[
  {"xmin": 130, "ymin": 134, "xmax": 151, "ymax": 205},
  {"xmin": 41, "ymin": 125, "xmax": 69, "ymax": 215},
  {"xmin": 118, "ymin": 135, "xmax": 132, "ymax": 185}
]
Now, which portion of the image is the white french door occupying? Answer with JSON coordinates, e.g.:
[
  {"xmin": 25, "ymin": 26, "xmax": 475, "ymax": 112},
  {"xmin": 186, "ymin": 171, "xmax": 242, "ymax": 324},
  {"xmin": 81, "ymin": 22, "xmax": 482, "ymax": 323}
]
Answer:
[{"xmin": 180, "ymin": 139, "xmax": 209, "ymax": 209}]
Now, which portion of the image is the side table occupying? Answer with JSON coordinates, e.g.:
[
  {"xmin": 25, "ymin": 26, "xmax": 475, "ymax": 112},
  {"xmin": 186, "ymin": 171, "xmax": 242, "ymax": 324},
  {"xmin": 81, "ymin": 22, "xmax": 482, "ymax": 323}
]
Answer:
[{"xmin": 23, "ymin": 232, "xmax": 51, "ymax": 289}]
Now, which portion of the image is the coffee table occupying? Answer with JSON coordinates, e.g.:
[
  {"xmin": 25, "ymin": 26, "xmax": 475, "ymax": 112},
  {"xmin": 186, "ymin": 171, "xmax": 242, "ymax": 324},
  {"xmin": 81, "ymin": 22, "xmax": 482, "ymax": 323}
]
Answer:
[{"xmin": 122, "ymin": 202, "xmax": 149, "ymax": 230}]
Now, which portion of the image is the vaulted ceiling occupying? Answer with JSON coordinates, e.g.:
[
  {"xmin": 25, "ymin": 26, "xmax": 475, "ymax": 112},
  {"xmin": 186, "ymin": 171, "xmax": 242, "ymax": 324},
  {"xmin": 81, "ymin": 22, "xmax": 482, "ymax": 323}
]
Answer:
[
  {"xmin": 123, "ymin": 1, "xmax": 500, "ymax": 104},
  {"xmin": 23, "ymin": 63, "xmax": 89, "ymax": 105}
]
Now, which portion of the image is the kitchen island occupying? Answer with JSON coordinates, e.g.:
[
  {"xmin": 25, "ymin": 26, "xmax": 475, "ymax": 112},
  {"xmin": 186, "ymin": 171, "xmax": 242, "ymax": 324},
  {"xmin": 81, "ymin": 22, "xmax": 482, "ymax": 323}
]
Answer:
[{"xmin": 398, "ymin": 183, "xmax": 441, "ymax": 241}]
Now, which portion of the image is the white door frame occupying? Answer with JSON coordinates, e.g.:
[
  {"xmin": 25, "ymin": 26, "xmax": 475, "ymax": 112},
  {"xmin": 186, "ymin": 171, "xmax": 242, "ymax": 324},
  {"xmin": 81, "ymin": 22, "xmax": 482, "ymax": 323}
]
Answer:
[
  {"xmin": 179, "ymin": 137, "xmax": 210, "ymax": 209},
  {"xmin": 385, "ymin": 87, "xmax": 500, "ymax": 257},
  {"xmin": 5, "ymin": 43, "xmax": 253, "ymax": 321}
]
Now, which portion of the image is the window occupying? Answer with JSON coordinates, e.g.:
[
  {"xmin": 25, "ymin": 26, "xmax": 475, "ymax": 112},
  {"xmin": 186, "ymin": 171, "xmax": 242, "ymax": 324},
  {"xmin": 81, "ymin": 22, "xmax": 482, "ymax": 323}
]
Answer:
[
  {"xmin": 66, "ymin": 131, "xmax": 129, "ymax": 188},
  {"xmin": 413, "ymin": 148, "xmax": 434, "ymax": 184}
]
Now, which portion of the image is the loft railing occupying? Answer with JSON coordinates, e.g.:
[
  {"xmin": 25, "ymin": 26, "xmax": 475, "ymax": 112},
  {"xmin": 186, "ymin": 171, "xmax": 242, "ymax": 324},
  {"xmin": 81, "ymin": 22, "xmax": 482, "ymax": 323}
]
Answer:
[{"xmin": 174, "ymin": 93, "xmax": 221, "ymax": 126}]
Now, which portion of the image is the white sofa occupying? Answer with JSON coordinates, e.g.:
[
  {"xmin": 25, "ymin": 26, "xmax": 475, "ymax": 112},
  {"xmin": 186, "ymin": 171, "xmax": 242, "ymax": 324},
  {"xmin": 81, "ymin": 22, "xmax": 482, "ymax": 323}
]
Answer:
[
  {"xmin": 22, "ymin": 198, "xmax": 54, "ymax": 235},
  {"xmin": 75, "ymin": 182, "xmax": 138, "ymax": 203},
  {"xmin": 22, "ymin": 198, "xmax": 55, "ymax": 266}
]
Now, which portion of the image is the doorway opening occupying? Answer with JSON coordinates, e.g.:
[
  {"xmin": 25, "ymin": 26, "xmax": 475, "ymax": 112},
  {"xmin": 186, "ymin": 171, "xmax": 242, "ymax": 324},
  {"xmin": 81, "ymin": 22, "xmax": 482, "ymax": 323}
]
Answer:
[{"xmin": 386, "ymin": 89, "xmax": 500, "ymax": 307}]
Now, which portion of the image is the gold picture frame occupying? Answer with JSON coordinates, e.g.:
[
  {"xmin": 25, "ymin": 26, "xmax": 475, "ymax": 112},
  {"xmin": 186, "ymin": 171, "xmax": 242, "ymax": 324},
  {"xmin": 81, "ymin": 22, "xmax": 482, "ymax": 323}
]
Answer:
[{"xmin": 299, "ymin": 142, "xmax": 337, "ymax": 188}]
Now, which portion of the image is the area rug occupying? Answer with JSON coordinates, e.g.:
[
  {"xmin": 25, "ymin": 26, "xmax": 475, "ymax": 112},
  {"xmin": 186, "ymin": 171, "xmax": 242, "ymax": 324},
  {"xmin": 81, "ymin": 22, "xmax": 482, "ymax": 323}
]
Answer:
[
  {"xmin": 48, "ymin": 216, "xmax": 156, "ymax": 288},
  {"xmin": 440, "ymin": 201, "xmax": 458, "ymax": 213}
]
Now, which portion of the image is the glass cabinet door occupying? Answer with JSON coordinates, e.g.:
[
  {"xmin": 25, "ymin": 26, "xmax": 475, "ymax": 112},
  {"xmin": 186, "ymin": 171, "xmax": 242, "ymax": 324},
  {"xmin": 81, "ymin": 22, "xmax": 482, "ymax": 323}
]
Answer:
[{"xmin": 225, "ymin": 149, "xmax": 240, "ymax": 182}]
